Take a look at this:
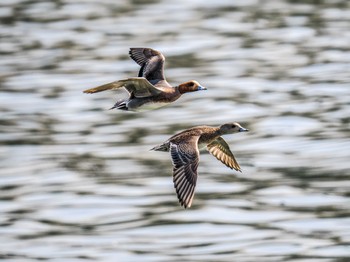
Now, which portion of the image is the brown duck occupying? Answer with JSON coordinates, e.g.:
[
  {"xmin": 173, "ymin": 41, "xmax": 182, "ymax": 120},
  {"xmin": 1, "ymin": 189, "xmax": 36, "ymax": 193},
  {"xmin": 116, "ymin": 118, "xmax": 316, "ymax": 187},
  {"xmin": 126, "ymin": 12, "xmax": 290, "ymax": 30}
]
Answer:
[
  {"xmin": 151, "ymin": 122, "xmax": 249, "ymax": 208},
  {"xmin": 83, "ymin": 48, "xmax": 207, "ymax": 111}
]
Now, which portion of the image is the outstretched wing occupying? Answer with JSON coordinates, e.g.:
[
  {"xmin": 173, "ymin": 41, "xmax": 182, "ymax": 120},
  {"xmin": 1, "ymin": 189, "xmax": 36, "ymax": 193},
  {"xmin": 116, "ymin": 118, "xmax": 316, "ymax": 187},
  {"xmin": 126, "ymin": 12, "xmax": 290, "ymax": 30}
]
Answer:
[
  {"xmin": 83, "ymin": 77, "xmax": 162, "ymax": 98},
  {"xmin": 207, "ymin": 137, "xmax": 241, "ymax": 172},
  {"xmin": 170, "ymin": 136, "xmax": 200, "ymax": 208},
  {"xmin": 129, "ymin": 48, "xmax": 166, "ymax": 82}
]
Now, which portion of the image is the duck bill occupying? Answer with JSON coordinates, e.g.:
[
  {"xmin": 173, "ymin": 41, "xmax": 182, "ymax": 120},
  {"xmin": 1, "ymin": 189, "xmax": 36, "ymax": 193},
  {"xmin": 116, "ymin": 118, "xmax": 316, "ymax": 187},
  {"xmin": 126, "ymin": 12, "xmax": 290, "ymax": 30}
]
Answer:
[
  {"xmin": 239, "ymin": 127, "xmax": 249, "ymax": 132},
  {"xmin": 197, "ymin": 85, "xmax": 207, "ymax": 91}
]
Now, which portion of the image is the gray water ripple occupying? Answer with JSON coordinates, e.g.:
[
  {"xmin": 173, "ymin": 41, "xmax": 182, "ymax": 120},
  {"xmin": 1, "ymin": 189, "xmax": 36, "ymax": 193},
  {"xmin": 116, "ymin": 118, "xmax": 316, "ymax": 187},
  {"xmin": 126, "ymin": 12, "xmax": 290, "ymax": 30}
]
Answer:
[{"xmin": 1, "ymin": 0, "xmax": 350, "ymax": 261}]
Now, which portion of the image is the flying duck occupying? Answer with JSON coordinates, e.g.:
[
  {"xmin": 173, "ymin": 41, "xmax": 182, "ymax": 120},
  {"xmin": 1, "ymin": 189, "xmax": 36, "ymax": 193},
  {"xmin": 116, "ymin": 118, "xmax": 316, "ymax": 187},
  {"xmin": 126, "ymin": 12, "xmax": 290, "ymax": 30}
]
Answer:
[
  {"xmin": 151, "ymin": 122, "xmax": 249, "ymax": 208},
  {"xmin": 83, "ymin": 48, "xmax": 207, "ymax": 111}
]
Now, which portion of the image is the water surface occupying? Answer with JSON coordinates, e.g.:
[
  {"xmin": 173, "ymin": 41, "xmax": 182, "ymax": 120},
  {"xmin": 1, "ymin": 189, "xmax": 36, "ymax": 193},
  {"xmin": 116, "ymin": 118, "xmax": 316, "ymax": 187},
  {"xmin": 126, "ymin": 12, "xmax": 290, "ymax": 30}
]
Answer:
[{"xmin": 0, "ymin": 0, "xmax": 350, "ymax": 261}]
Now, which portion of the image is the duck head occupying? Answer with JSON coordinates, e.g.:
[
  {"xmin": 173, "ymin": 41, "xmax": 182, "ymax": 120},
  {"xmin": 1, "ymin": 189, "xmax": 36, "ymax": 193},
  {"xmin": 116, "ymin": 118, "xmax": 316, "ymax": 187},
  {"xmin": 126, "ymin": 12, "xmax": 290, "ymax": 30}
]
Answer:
[
  {"xmin": 178, "ymin": 80, "xmax": 207, "ymax": 94},
  {"xmin": 219, "ymin": 122, "xmax": 249, "ymax": 135}
]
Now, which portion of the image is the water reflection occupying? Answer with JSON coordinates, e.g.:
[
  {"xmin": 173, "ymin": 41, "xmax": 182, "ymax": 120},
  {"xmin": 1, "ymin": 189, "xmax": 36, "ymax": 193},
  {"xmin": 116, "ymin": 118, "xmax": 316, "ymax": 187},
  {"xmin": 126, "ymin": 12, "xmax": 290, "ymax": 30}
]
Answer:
[{"xmin": 1, "ymin": 0, "xmax": 350, "ymax": 261}]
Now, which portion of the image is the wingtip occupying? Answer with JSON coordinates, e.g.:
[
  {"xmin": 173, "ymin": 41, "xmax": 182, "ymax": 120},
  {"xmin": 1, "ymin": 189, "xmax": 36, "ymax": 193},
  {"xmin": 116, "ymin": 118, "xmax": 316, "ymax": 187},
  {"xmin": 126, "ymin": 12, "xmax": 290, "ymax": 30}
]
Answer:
[
  {"xmin": 83, "ymin": 88, "xmax": 98, "ymax": 94},
  {"xmin": 129, "ymin": 47, "xmax": 143, "ymax": 54},
  {"xmin": 180, "ymin": 201, "xmax": 190, "ymax": 209},
  {"xmin": 233, "ymin": 166, "xmax": 242, "ymax": 172},
  {"xmin": 229, "ymin": 165, "xmax": 242, "ymax": 172},
  {"xmin": 178, "ymin": 195, "xmax": 193, "ymax": 209}
]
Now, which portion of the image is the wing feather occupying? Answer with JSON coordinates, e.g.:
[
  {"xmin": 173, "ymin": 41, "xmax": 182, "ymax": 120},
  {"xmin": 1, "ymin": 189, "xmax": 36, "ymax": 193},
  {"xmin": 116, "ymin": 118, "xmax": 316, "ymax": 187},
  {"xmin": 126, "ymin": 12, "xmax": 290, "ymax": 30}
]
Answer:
[
  {"xmin": 169, "ymin": 137, "xmax": 200, "ymax": 208},
  {"xmin": 83, "ymin": 77, "xmax": 162, "ymax": 98},
  {"xmin": 129, "ymin": 48, "xmax": 166, "ymax": 81},
  {"xmin": 207, "ymin": 137, "xmax": 242, "ymax": 172}
]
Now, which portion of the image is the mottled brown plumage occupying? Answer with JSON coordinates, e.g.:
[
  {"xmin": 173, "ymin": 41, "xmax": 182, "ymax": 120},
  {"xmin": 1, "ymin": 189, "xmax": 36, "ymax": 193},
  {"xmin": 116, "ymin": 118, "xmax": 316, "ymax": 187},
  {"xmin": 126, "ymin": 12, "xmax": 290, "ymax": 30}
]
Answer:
[
  {"xmin": 83, "ymin": 48, "xmax": 206, "ymax": 111},
  {"xmin": 151, "ymin": 122, "xmax": 249, "ymax": 208}
]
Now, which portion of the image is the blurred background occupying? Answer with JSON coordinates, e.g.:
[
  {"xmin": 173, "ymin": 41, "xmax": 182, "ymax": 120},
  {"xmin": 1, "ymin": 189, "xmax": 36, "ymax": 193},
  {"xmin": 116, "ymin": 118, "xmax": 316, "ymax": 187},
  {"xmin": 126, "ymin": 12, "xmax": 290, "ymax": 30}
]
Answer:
[{"xmin": 1, "ymin": 0, "xmax": 350, "ymax": 261}]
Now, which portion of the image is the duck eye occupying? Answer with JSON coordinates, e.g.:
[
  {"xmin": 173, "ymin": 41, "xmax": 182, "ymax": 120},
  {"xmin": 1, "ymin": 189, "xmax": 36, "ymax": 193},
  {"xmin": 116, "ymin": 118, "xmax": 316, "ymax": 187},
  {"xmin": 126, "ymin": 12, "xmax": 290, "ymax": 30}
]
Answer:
[{"xmin": 231, "ymin": 125, "xmax": 236, "ymax": 128}]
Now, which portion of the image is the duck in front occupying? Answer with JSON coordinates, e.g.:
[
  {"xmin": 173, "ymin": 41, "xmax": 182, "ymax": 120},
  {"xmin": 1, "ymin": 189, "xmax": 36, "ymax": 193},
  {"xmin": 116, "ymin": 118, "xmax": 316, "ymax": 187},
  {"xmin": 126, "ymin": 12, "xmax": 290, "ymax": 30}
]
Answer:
[{"xmin": 83, "ymin": 48, "xmax": 207, "ymax": 111}]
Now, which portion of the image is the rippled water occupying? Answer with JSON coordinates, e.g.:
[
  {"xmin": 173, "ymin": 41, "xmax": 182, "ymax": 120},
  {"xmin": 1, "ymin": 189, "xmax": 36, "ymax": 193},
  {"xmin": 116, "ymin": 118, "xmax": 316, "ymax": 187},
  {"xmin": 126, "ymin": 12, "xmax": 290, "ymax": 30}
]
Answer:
[{"xmin": 1, "ymin": 0, "xmax": 350, "ymax": 261}]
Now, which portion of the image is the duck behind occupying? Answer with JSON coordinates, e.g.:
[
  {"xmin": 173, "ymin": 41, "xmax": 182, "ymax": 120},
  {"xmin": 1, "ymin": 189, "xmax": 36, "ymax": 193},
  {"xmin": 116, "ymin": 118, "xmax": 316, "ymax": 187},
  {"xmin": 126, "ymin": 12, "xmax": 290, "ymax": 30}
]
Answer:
[
  {"xmin": 83, "ymin": 48, "xmax": 207, "ymax": 111},
  {"xmin": 151, "ymin": 122, "xmax": 249, "ymax": 208}
]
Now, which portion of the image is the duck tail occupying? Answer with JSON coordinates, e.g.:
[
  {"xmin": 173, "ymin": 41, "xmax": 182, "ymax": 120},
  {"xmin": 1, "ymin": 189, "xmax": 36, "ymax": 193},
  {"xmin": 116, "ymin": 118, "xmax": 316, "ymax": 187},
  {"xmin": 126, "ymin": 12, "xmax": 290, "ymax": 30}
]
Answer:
[
  {"xmin": 150, "ymin": 143, "xmax": 169, "ymax": 152},
  {"xmin": 109, "ymin": 100, "xmax": 128, "ymax": 111}
]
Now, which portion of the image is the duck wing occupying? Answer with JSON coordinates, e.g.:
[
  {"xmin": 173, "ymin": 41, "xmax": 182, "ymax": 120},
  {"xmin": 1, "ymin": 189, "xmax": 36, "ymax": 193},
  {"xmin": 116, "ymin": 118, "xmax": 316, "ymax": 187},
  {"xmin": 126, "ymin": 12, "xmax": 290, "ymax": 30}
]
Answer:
[
  {"xmin": 129, "ymin": 48, "xmax": 166, "ymax": 82},
  {"xmin": 207, "ymin": 137, "xmax": 241, "ymax": 172},
  {"xmin": 83, "ymin": 77, "xmax": 162, "ymax": 98},
  {"xmin": 170, "ymin": 136, "xmax": 200, "ymax": 208}
]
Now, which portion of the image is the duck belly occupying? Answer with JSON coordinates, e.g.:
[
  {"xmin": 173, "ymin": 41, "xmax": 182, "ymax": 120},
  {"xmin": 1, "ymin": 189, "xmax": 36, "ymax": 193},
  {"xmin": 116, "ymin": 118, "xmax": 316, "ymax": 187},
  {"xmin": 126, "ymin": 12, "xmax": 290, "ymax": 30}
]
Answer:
[{"xmin": 129, "ymin": 100, "xmax": 169, "ymax": 112}]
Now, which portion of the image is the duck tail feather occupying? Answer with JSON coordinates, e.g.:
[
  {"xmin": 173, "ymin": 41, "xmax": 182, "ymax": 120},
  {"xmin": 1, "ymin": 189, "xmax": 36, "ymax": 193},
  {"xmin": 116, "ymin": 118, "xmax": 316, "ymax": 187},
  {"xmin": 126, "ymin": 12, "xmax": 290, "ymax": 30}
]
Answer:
[{"xmin": 109, "ymin": 100, "xmax": 128, "ymax": 111}]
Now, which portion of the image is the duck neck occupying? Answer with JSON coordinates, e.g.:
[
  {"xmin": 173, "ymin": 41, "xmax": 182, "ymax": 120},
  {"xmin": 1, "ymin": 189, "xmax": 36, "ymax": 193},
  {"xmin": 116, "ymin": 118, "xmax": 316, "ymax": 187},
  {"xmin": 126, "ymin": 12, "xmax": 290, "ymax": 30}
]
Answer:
[
  {"xmin": 206, "ymin": 127, "xmax": 222, "ymax": 141},
  {"xmin": 213, "ymin": 127, "xmax": 224, "ymax": 137}
]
